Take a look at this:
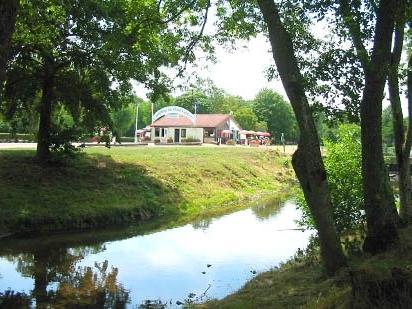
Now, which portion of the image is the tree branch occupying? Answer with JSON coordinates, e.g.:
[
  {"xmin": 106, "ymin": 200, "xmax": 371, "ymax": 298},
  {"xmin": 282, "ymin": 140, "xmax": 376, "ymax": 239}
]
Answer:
[
  {"xmin": 159, "ymin": 0, "xmax": 197, "ymax": 24},
  {"xmin": 338, "ymin": 0, "xmax": 370, "ymax": 71},
  {"xmin": 177, "ymin": 0, "xmax": 211, "ymax": 77}
]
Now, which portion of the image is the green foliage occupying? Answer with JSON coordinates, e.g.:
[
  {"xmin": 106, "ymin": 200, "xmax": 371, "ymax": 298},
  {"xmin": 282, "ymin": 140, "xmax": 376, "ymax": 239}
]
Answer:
[
  {"xmin": 297, "ymin": 124, "xmax": 364, "ymax": 233},
  {"xmin": 0, "ymin": 133, "xmax": 35, "ymax": 142},
  {"xmin": 2, "ymin": 0, "xmax": 214, "ymax": 154},
  {"xmin": 382, "ymin": 106, "xmax": 394, "ymax": 147},
  {"xmin": 181, "ymin": 137, "xmax": 201, "ymax": 143},
  {"xmin": 110, "ymin": 101, "xmax": 136, "ymax": 138},
  {"xmin": 49, "ymin": 127, "xmax": 82, "ymax": 155},
  {"xmin": 253, "ymin": 89, "xmax": 298, "ymax": 142},
  {"xmin": 234, "ymin": 106, "xmax": 258, "ymax": 130}
]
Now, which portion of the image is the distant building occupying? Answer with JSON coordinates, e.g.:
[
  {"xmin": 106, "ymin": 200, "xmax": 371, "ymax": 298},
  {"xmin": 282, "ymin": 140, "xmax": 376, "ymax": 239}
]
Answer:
[{"xmin": 150, "ymin": 106, "xmax": 242, "ymax": 144}]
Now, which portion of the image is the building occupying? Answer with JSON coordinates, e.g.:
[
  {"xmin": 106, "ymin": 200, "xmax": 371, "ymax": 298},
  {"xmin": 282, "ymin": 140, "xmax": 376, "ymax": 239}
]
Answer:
[{"xmin": 150, "ymin": 106, "xmax": 242, "ymax": 144}]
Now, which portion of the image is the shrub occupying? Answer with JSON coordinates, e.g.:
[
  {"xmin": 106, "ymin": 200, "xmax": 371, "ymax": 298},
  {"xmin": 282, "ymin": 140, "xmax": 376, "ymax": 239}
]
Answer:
[
  {"xmin": 143, "ymin": 136, "xmax": 151, "ymax": 141},
  {"xmin": 226, "ymin": 139, "xmax": 236, "ymax": 145},
  {"xmin": 167, "ymin": 137, "xmax": 173, "ymax": 143},
  {"xmin": 120, "ymin": 136, "xmax": 134, "ymax": 143},
  {"xmin": 296, "ymin": 124, "xmax": 365, "ymax": 234},
  {"xmin": 154, "ymin": 138, "xmax": 160, "ymax": 144},
  {"xmin": 181, "ymin": 137, "xmax": 201, "ymax": 143}
]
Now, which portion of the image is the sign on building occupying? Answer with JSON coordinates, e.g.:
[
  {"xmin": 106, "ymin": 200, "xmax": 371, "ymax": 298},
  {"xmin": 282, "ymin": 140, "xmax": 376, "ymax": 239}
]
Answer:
[{"xmin": 152, "ymin": 106, "xmax": 196, "ymax": 123}]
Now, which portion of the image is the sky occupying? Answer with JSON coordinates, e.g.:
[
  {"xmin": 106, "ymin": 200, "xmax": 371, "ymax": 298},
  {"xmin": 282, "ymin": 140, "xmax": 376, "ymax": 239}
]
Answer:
[
  {"xmin": 133, "ymin": 35, "xmax": 287, "ymax": 101},
  {"xmin": 195, "ymin": 35, "xmax": 287, "ymax": 100},
  {"xmin": 132, "ymin": 17, "xmax": 405, "ymax": 113}
]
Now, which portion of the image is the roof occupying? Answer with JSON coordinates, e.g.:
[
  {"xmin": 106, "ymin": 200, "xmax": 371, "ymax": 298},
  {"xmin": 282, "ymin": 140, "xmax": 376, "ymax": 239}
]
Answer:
[{"xmin": 151, "ymin": 114, "xmax": 231, "ymax": 128}]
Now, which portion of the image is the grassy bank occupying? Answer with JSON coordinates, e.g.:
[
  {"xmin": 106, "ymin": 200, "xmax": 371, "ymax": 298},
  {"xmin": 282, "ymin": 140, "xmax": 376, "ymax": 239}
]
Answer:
[
  {"xmin": 0, "ymin": 147, "xmax": 294, "ymax": 235},
  {"xmin": 203, "ymin": 226, "xmax": 412, "ymax": 309}
]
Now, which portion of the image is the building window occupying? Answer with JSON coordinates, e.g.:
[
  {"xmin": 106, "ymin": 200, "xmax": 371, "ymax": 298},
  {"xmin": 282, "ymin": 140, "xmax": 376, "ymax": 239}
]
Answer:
[
  {"xmin": 161, "ymin": 128, "xmax": 167, "ymax": 137},
  {"xmin": 181, "ymin": 129, "xmax": 186, "ymax": 138},
  {"xmin": 155, "ymin": 128, "xmax": 160, "ymax": 137}
]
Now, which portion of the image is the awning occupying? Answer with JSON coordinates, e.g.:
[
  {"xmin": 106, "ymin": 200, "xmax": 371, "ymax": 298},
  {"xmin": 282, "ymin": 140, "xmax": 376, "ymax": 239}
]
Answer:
[
  {"xmin": 221, "ymin": 129, "xmax": 232, "ymax": 135},
  {"xmin": 256, "ymin": 132, "xmax": 271, "ymax": 137}
]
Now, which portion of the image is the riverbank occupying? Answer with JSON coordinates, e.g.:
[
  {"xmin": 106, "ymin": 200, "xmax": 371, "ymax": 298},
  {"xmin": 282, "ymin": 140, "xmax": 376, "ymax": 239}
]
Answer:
[
  {"xmin": 0, "ymin": 147, "xmax": 294, "ymax": 235},
  {"xmin": 202, "ymin": 225, "xmax": 412, "ymax": 308}
]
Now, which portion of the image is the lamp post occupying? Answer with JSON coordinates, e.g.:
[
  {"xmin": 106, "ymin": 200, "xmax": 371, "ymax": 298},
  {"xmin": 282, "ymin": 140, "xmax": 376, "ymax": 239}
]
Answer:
[
  {"xmin": 134, "ymin": 101, "xmax": 139, "ymax": 143},
  {"xmin": 193, "ymin": 95, "xmax": 197, "ymax": 126}
]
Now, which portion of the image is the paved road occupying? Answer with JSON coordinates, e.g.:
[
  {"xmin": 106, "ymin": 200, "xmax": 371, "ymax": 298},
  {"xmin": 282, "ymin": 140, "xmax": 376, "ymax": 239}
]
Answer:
[
  {"xmin": 0, "ymin": 142, "xmax": 298, "ymax": 154},
  {"xmin": 0, "ymin": 143, "xmax": 37, "ymax": 149}
]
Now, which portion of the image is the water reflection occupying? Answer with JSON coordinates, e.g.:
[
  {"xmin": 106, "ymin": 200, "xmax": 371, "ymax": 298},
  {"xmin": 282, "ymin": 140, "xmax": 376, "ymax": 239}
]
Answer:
[
  {"xmin": 0, "ymin": 200, "xmax": 312, "ymax": 307},
  {"xmin": 251, "ymin": 196, "xmax": 284, "ymax": 221}
]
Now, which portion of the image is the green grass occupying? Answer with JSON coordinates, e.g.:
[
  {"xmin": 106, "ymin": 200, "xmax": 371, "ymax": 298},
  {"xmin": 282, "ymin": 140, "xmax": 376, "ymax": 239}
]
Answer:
[{"xmin": 0, "ymin": 146, "xmax": 294, "ymax": 235}]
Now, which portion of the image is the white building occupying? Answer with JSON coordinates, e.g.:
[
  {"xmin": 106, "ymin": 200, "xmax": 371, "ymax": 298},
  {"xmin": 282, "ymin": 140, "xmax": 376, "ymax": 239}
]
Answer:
[{"xmin": 150, "ymin": 106, "xmax": 242, "ymax": 144}]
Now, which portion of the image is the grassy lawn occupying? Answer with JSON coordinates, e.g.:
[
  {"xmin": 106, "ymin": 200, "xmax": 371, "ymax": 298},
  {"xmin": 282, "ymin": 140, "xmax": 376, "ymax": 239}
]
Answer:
[{"xmin": 0, "ymin": 146, "xmax": 294, "ymax": 235}]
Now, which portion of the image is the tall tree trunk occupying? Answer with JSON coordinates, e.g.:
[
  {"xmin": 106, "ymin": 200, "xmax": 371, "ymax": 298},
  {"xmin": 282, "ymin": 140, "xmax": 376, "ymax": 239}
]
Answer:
[
  {"xmin": 37, "ymin": 61, "xmax": 55, "ymax": 162},
  {"xmin": 361, "ymin": 0, "xmax": 400, "ymax": 254},
  {"xmin": 33, "ymin": 251, "xmax": 49, "ymax": 308},
  {"xmin": 257, "ymin": 0, "xmax": 346, "ymax": 275},
  {"xmin": 388, "ymin": 9, "xmax": 412, "ymax": 223},
  {"xmin": 0, "ymin": 0, "xmax": 19, "ymax": 101}
]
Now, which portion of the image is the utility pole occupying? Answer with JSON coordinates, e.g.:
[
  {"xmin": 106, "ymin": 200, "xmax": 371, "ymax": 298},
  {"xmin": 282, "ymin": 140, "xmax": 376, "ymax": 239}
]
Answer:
[{"xmin": 134, "ymin": 101, "xmax": 139, "ymax": 143}]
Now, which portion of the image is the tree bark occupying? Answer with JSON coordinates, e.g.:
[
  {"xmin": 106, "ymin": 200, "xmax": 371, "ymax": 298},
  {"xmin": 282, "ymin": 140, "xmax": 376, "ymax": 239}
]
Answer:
[
  {"xmin": 0, "ymin": 0, "xmax": 19, "ymax": 101},
  {"xmin": 257, "ymin": 0, "xmax": 346, "ymax": 275},
  {"xmin": 388, "ymin": 7, "xmax": 412, "ymax": 223},
  {"xmin": 361, "ymin": 0, "xmax": 400, "ymax": 254},
  {"xmin": 37, "ymin": 60, "xmax": 55, "ymax": 162}
]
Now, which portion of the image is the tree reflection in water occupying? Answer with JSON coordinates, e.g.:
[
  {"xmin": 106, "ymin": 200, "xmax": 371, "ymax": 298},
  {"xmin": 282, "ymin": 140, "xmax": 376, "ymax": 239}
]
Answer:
[
  {"xmin": 0, "ymin": 290, "xmax": 31, "ymax": 308},
  {"xmin": 52, "ymin": 260, "xmax": 129, "ymax": 308},
  {"xmin": 1, "ymin": 245, "xmax": 129, "ymax": 308},
  {"xmin": 251, "ymin": 197, "xmax": 284, "ymax": 221}
]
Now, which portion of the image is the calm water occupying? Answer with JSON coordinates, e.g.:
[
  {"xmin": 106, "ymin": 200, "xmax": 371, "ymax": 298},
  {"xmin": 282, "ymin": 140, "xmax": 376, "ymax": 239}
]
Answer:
[{"xmin": 0, "ymin": 200, "xmax": 312, "ymax": 307}]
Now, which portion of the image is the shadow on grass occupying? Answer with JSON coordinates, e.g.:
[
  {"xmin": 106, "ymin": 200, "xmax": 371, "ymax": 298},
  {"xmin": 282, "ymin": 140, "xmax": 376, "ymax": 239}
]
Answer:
[{"xmin": 0, "ymin": 150, "xmax": 185, "ymax": 235}]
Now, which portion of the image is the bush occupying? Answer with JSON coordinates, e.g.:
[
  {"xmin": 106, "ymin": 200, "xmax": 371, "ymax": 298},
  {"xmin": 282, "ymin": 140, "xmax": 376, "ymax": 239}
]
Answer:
[
  {"xmin": 0, "ymin": 133, "xmax": 36, "ymax": 142},
  {"xmin": 296, "ymin": 124, "xmax": 365, "ymax": 234},
  {"xmin": 181, "ymin": 137, "xmax": 201, "ymax": 143},
  {"xmin": 154, "ymin": 138, "xmax": 160, "ymax": 144},
  {"xmin": 167, "ymin": 137, "xmax": 173, "ymax": 143},
  {"xmin": 226, "ymin": 139, "xmax": 236, "ymax": 145},
  {"xmin": 49, "ymin": 127, "xmax": 82, "ymax": 155},
  {"xmin": 120, "ymin": 136, "xmax": 134, "ymax": 143}
]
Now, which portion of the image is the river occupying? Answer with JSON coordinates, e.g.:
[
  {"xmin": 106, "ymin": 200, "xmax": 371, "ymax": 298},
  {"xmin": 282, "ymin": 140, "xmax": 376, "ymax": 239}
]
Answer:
[{"xmin": 0, "ymin": 200, "xmax": 312, "ymax": 308}]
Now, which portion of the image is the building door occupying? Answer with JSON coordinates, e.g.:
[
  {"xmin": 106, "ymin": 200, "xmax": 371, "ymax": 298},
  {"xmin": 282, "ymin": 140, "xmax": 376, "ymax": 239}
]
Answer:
[{"xmin": 174, "ymin": 129, "xmax": 180, "ymax": 143}]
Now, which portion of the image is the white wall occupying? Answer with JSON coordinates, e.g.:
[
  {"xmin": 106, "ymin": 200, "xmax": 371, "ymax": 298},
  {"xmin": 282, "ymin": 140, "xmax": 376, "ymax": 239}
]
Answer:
[
  {"xmin": 151, "ymin": 127, "xmax": 203, "ymax": 143},
  {"xmin": 185, "ymin": 128, "xmax": 203, "ymax": 142},
  {"xmin": 229, "ymin": 118, "xmax": 242, "ymax": 131}
]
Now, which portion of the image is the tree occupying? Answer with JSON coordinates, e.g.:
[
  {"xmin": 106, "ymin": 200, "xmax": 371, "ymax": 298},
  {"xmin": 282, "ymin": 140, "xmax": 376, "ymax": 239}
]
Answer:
[
  {"xmin": 174, "ymin": 90, "xmax": 211, "ymax": 113},
  {"xmin": 4, "ymin": 0, "xmax": 212, "ymax": 162},
  {"xmin": 337, "ymin": 0, "xmax": 402, "ymax": 253},
  {"xmin": 253, "ymin": 88, "xmax": 298, "ymax": 142},
  {"xmin": 387, "ymin": 7, "xmax": 412, "ymax": 222},
  {"xmin": 110, "ymin": 98, "xmax": 136, "ymax": 142},
  {"xmin": 297, "ymin": 124, "xmax": 364, "ymax": 234},
  {"xmin": 0, "ymin": 0, "xmax": 19, "ymax": 101},
  {"xmin": 382, "ymin": 106, "xmax": 395, "ymax": 148},
  {"xmin": 257, "ymin": 0, "xmax": 347, "ymax": 274},
  {"xmin": 233, "ymin": 106, "xmax": 258, "ymax": 130}
]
